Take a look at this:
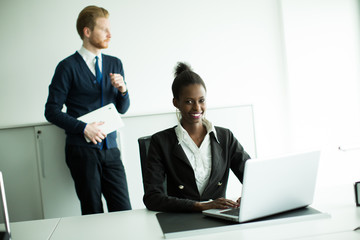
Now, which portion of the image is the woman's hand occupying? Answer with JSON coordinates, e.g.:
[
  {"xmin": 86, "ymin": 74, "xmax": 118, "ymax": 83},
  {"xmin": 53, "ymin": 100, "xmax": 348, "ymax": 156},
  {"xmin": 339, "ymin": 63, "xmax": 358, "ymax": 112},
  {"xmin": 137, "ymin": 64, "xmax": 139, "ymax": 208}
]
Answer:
[{"xmin": 193, "ymin": 197, "xmax": 239, "ymax": 212}]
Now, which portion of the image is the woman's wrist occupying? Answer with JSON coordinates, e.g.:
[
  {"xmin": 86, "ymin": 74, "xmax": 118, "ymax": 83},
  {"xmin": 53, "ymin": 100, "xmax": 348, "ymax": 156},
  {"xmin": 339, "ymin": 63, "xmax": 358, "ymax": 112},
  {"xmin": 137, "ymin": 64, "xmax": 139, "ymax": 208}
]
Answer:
[
  {"xmin": 193, "ymin": 202, "xmax": 204, "ymax": 212},
  {"xmin": 193, "ymin": 200, "xmax": 214, "ymax": 211}
]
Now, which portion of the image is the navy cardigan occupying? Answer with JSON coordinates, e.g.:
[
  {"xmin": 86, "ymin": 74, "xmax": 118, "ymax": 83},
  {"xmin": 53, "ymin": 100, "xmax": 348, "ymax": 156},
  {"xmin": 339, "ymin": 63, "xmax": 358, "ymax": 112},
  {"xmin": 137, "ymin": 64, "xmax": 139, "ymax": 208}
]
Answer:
[{"xmin": 45, "ymin": 52, "xmax": 130, "ymax": 148}]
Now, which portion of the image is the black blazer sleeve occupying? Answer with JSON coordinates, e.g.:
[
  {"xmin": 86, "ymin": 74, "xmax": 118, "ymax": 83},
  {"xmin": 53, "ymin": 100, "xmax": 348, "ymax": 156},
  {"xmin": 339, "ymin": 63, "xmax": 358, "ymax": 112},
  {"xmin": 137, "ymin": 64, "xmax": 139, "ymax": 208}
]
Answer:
[
  {"xmin": 215, "ymin": 126, "xmax": 251, "ymax": 183},
  {"xmin": 143, "ymin": 128, "xmax": 197, "ymax": 212}
]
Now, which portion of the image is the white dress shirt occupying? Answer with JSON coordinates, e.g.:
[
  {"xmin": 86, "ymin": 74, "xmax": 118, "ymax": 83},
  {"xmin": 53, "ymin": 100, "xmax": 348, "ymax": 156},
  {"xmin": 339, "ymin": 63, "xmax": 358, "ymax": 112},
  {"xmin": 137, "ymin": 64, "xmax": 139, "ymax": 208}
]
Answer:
[
  {"xmin": 175, "ymin": 118, "xmax": 219, "ymax": 195},
  {"xmin": 77, "ymin": 46, "xmax": 102, "ymax": 76}
]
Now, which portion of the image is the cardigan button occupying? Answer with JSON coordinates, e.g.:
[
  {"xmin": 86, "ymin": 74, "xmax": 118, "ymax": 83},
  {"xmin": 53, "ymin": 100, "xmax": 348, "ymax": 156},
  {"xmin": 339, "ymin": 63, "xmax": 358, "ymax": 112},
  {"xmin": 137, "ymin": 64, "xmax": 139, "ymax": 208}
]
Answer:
[
  {"xmin": 178, "ymin": 185, "xmax": 184, "ymax": 190},
  {"xmin": 217, "ymin": 182, "xmax": 222, "ymax": 186}
]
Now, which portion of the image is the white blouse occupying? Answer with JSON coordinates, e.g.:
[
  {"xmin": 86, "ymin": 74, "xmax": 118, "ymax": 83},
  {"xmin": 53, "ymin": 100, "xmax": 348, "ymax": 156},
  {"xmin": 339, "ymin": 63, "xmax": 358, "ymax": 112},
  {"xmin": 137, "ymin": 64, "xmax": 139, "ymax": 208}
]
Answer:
[{"xmin": 175, "ymin": 119, "xmax": 219, "ymax": 195}]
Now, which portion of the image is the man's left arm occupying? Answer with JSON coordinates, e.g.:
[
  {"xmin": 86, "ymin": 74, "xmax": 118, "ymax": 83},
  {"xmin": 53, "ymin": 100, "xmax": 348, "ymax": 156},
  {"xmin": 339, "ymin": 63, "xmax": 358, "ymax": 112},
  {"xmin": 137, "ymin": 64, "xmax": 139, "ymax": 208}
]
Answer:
[
  {"xmin": 114, "ymin": 85, "xmax": 130, "ymax": 114},
  {"xmin": 109, "ymin": 58, "xmax": 130, "ymax": 114}
]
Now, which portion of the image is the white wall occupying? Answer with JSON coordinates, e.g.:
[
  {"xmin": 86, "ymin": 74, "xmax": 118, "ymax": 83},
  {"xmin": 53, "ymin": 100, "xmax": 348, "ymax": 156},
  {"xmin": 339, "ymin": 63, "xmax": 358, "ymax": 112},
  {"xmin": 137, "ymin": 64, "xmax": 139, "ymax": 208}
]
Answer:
[
  {"xmin": 280, "ymin": 0, "xmax": 360, "ymax": 187},
  {"xmin": 1, "ymin": 0, "xmax": 360, "ymax": 207},
  {"xmin": 0, "ymin": 0, "xmax": 289, "ymax": 156},
  {"xmin": 281, "ymin": 0, "xmax": 360, "ymax": 150}
]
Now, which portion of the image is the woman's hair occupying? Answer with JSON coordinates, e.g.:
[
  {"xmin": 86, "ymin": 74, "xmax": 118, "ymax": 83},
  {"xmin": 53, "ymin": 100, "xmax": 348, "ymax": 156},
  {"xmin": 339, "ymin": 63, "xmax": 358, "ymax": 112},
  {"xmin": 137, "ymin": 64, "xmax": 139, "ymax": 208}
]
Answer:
[
  {"xmin": 171, "ymin": 62, "xmax": 207, "ymax": 100},
  {"xmin": 76, "ymin": 5, "xmax": 109, "ymax": 40}
]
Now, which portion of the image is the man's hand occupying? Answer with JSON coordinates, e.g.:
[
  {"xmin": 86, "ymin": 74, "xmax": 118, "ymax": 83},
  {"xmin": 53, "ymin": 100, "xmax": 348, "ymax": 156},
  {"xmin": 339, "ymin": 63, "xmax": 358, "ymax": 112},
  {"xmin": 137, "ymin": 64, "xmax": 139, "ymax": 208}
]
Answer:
[
  {"xmin": 84, "ymin": 122, "xmax": 107, "ymax": 144},
  {"xmin": 110, "ymin": 73, "xmax": 127, "ymax": 94}
]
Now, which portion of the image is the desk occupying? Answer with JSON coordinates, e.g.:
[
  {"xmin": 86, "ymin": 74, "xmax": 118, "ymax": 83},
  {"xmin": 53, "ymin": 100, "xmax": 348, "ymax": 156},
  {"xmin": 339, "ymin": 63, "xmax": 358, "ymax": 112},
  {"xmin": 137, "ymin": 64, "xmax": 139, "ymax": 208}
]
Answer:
[
  {"xmin": 6, "ymin": 184, "xmax": 360, "ymax": 240},
  {"xmin": 9, "ymin": 218, "xmax": 60, "ymax": 240}
]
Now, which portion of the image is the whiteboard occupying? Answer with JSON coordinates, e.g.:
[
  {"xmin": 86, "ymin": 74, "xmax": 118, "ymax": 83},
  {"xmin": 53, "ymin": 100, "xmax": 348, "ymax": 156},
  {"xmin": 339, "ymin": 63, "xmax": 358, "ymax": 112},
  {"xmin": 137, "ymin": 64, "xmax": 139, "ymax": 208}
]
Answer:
[{"xmin": 119, "ymin": 105, "xmax": 257, "ymax": 208}]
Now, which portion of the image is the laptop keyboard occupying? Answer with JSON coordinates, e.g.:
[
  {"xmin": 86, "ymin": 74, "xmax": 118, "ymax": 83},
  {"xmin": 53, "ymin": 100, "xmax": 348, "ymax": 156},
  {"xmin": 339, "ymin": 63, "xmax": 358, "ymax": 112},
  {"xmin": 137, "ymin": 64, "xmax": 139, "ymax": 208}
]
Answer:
[{"xmin": 220, "ymin": 208, "xmax": 240, "ymax": 216}]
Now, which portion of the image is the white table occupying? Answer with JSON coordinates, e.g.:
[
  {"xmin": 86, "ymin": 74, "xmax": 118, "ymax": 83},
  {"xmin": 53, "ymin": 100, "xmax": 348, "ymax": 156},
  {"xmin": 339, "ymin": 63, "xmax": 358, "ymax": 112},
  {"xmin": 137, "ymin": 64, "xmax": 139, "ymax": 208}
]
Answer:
[
  {"xmin": 9, "ymin": 218, "xmax": 60, "ymax": 240},
  {"xmin": 6, "ymin": 184, "xmax": 360, "ymax": 240}
]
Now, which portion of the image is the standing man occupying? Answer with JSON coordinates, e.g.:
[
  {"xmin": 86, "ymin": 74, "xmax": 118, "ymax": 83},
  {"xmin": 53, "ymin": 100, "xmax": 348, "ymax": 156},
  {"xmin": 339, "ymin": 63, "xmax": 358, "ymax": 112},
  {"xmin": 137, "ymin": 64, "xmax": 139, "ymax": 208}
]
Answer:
[{"xmin": 45, "ymin": 5, "xmax": 131, "ymax": 215}]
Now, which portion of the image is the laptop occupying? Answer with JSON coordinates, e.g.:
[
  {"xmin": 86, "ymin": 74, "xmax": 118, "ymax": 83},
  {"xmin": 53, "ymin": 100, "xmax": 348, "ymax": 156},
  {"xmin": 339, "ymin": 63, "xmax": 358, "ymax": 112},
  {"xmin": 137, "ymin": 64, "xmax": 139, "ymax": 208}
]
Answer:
[
  {"xmin": 0, "ymin": 172, "xmax": 11, "ymax": 240},
  {"xmin": 203, "ymin": 150, "xmax": 320, "ymax": 223}
]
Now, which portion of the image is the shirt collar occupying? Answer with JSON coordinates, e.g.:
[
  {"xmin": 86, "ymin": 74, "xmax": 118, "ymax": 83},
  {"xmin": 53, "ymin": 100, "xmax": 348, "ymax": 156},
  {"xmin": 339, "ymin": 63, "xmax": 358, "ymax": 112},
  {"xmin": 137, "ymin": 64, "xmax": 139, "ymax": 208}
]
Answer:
[
  {"xmin": 78, "ymin": 46, "xmax": 102, "ymax": 63},
  {"xmin": 175, "ymin": 118, "xmax": 219, "ymax": 144}
]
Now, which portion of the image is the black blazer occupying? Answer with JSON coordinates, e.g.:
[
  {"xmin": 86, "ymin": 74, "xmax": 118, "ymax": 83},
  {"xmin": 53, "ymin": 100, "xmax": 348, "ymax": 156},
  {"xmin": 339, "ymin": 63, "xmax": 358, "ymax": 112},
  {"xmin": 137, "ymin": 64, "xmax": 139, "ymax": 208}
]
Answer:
[{"xmin": 143, "ymin": 126, "xmax": 250, "ymax": 212}]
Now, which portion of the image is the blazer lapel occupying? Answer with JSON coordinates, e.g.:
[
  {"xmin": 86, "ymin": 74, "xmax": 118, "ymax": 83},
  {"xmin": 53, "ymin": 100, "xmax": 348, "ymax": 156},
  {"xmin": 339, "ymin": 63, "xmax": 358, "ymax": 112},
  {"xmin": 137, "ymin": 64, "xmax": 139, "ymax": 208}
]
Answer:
[
  {"xmin": 172, "ymin": 143, "xmax": 192, "ymax": 168},
  {"xmin": 210, "ymin": 132, "xmax": 224, "ymax": 178},
  {"xmin": 201, "ymin": 133, "xmax": 226, "ymax": 197}
]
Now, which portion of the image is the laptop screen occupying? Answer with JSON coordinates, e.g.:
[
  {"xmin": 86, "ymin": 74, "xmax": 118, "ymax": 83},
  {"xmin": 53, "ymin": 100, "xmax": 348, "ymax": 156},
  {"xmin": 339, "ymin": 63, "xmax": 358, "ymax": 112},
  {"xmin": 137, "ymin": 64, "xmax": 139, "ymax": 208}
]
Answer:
[
  {"xmin": 0, "ymin": 172, "xmax": 11, "ymax": 238},
  {"xmin": 238, "ymin": 150, "xmax": 320, "ymax": 222}
]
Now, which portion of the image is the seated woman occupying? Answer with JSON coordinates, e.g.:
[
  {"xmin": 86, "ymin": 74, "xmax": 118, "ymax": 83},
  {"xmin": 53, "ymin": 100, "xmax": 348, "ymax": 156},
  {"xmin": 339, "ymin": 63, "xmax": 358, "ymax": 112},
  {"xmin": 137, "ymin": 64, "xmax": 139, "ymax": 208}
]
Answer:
[{"xmin": 143, "ymin": 62, "xmax": 251, "ymax": 212}]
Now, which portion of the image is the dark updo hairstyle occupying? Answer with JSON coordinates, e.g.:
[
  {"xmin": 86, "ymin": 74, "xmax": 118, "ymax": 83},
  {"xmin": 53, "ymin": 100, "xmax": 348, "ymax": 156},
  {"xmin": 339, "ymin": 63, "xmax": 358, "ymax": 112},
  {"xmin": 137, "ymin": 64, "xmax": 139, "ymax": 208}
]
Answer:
[{"xmin": 172, "ymin": 62, "xmax": 207, "ymax": 100}]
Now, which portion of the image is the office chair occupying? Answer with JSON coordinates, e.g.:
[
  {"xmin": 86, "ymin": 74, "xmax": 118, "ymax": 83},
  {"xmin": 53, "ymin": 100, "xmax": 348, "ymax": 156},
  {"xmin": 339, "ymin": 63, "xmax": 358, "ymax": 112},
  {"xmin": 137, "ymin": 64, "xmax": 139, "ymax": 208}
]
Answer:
[
  {"xmin": 138, "ymin": 136, "xmax": 152, "ymax": 184},
  {"xmin": 138, "ymin": 136, "xmax": 167, "ymax": 193}
]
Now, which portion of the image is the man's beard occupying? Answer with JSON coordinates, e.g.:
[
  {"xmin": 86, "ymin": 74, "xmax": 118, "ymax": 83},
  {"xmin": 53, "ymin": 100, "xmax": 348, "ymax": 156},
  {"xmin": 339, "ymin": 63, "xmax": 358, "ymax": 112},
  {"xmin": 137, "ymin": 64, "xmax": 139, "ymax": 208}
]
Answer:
[{"xmin": 90, "ymin": 38, "xmax": 110, "ymax": 49}]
